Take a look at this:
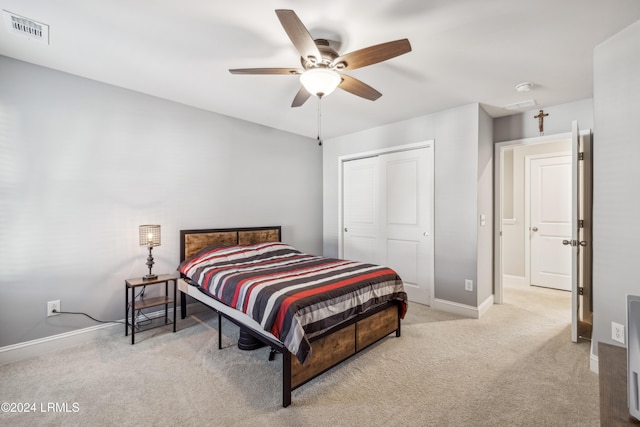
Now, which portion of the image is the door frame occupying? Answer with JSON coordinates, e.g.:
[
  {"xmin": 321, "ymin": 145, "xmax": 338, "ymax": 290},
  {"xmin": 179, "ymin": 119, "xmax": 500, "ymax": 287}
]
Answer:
[
  {"xmin": 338, "ymin": 140, "xmax": 435, "ymax": 305},
  {"xmin": 524, "ymin": 152, "xmax": 572, "ymax": 289},
  {"xmin": 494, "ymin": 128, "xmax": 592, "ymax": 304},
  {"xmin": 494, "ymin": 132, "xmax": 572, "ymax": 304}
]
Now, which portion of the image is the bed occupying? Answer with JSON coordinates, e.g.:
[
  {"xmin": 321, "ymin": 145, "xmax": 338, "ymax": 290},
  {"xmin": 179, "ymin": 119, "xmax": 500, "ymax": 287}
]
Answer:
[{"xmin": 177, "ymin": 226, "xmax": 407, "ymax": 407}]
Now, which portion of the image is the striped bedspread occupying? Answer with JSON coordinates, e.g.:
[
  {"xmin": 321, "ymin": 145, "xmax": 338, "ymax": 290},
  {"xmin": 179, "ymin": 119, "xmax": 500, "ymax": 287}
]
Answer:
[{"xmin": 178, "ymin": 242, "xmax": 407, "ymax": 365}]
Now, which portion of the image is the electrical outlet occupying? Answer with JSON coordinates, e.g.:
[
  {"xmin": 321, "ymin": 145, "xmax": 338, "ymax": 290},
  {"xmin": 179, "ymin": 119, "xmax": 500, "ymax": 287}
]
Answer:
[
  {"xmin": 47, "ymin": 300, "xmax": 60, "ymax": 317},
  {"xmin": 464, "ymin": 279, "xmax": 473, "ymax": 292},
  {"xmin": 612, "ymin": 321, "xmax": 625, "ymax": 344}
]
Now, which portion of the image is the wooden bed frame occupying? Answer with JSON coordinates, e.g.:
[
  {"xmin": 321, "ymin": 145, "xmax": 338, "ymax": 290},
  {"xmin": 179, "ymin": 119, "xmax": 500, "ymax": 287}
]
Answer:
[{"xmin": 178, "ymin": 226, "xmax": 403, "ymax": 407}]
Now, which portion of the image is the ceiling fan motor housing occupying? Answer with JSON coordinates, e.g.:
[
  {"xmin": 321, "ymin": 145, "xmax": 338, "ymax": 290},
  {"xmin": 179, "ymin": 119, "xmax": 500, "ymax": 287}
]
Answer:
[{"xmin": 301, "ymin": 39, "xmax": 344, "ymax": 70}]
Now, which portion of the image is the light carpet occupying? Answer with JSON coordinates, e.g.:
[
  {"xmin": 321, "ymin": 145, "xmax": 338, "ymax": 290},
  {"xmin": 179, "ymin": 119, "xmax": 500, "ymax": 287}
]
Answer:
[{"xmin": 0, "ymin": 284, "xmax": 599, "ymax": 426}]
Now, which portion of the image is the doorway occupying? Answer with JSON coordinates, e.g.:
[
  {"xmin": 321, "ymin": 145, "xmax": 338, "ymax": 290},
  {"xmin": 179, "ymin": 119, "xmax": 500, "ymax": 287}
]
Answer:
[
  {"xmin": 526, "ymin": 154, "xmax": 572, "ymax": 291},
  {"xmin": 494, "ymin": 126, "xmax": 593, "ymax": 342}
]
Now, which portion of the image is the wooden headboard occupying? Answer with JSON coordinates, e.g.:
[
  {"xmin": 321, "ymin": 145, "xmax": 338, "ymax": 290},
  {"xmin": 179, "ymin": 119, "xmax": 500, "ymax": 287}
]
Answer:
[{"xmin": 179, "ymin": 226, "xmax": 282, "ymax": 261}]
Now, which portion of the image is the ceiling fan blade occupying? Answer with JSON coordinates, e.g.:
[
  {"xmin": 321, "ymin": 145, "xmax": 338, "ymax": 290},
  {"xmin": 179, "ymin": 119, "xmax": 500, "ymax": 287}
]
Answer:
[
  {"xmin": 275, "ymin": 10, "xmax": 322, "ymax": 64},
  {"xmin": 338, "ymin": 74, "xmax": 382, "ymax": 101},
  {"xmin": 229, "ymin": 68, "xmax": 302, "ymax": 75},
  {"xmin": 332, "ymin": 39, "xmax": 412, "ymax": 70},
  {"xmin": 291, "ymin": 86, "xmax": 311, "ymax": 107}
]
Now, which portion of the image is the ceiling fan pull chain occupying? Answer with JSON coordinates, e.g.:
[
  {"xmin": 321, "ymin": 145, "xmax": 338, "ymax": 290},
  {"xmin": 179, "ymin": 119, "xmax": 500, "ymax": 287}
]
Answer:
[{"xmin": 317, "ymin": 97, "xmax": 323, "ymax": 146}]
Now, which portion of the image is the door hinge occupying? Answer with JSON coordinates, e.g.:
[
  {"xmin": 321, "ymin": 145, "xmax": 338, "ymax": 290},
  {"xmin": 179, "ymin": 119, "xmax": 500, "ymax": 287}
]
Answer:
[
  {"xmin": 578, "ymin": 287, "xmax": 584, "ymax": 296},
  {"xmin": 579, "ymin": 220, "xmax": 584, "ymax": 228},
  {"xmin": 578, "ymin": 152, "xmax": 584, "ymax": 161}
]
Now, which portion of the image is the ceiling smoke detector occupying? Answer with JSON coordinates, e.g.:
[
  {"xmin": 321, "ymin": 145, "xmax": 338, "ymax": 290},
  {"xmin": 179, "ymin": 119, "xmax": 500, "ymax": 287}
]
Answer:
[
  {"xmin": 515, "ymin": 82, "xmax": 534, "ymax": 92},
  {"xmin": 2, "ymin": 10, "xmax": 49, "ymax": 45}
]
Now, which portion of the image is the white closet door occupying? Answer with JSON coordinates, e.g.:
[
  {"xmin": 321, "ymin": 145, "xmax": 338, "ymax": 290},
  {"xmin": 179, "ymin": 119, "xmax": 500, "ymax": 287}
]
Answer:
[
  {"xmin": 380, "ymin": 148, "xmax": 433, "ymax": 305},
  {"xmin": 342, "ymin": 146, "xmax": 434, "ymax": 305},
  {"xmin": 343, "ymin": 156, "xmax": 380, "ymax": 264}
]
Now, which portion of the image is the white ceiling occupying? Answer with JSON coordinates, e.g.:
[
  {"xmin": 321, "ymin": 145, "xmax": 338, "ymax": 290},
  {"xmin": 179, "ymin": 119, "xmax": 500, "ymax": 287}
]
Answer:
[{"xmin": 1, "ymin": 0, "xmax": 640, "ymax": 139}]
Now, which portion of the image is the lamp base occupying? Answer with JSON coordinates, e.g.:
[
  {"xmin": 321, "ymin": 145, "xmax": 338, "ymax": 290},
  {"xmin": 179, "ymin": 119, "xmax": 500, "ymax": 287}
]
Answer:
[{"xmin": 143, "ymin": 246, "xmax": 157, "ymax": 281}]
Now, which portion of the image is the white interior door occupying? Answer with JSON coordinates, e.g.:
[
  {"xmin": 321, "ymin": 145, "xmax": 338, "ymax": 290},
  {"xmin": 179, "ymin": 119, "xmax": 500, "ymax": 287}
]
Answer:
[
  {"xmin": 341, "ymin": 145, "xmax": 434, "ymax": 306},
  {"xmin": 530, "ymin": 155, "xmax": 572, "ymax": 291}
]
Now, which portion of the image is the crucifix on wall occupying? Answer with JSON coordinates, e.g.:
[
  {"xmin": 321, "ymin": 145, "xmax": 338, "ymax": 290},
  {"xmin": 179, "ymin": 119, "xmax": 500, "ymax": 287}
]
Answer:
[{"xmin": 534, "ymin": 109, "xmax": 549, "ymax": 135}]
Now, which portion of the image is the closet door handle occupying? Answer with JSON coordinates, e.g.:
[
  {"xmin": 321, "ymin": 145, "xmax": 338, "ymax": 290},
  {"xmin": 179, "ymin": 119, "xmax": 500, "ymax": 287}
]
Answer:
[{"xmin": 344, "ymin": 228, "xmax": 348, "ymax": 232}]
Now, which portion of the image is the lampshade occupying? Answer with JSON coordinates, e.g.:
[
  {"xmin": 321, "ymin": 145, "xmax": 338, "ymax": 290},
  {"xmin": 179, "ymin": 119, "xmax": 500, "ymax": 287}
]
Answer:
[
  {"xmin": 300, "ymin": 68, "xmax": 341, "ymax": 98},
  {"xmin": 139, "ymin": 225, "xmax": 161, "ymax": 247}
]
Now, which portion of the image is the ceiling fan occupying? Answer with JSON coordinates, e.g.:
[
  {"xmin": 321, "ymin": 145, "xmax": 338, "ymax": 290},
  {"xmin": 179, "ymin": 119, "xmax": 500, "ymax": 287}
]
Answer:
[{"xmin": 229, "ymin": 9, "xmax": 412, "ymax": 107}]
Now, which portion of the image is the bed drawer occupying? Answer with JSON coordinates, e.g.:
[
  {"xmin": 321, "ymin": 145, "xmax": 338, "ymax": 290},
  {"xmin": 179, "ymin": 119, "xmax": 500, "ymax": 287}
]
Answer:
[
  {"xmin": 356, "ymin": 305, "xmax": 398, "ymax": 351},
  {"xmin": 291, "ymin": 324, "xmax": 356, "ymax": 388}
]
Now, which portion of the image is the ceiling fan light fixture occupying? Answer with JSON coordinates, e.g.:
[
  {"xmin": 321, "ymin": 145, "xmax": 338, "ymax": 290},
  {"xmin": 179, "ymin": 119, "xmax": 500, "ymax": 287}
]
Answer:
[{"xmin": 300, "ymin": 68, "xmax": 341, "ymax": 98}]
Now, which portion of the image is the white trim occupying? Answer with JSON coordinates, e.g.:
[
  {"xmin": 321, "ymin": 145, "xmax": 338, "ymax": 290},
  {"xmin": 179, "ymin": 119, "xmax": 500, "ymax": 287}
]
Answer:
[
  {"xmin": 496, "ymin": 132, "xmax": 572, "ymax": 148},
  {"xmin": 589, "ymin": 339, "xmax": 598, "ymax": 374},
  {"xmin": 495, "ymin": 148, "xmax": 505, "ymax": 304},
  {"xmin": 0, "ymin": 303, "xmax": 204, "ymax": 365},
  {"xmin": 337, "ymin": 140, "xmax": 435, "ymax": 163},
  {"xmin": 503, "ymin": 274, "xmax": 526, "ymax": 287},
  {"xmin": 432, "ymin": 294, "xmax": 494, "ymax": 319},
  {"xmin": 590, "ymin": 353, "xmax": 599, "ymax": 374},
  {"xmin": 478, "ymin": 294, "xmax": 495, "ymax": 318},
  {"xmin": 0, "ymin": 319, "xmax": 122, "ymax": 366}
]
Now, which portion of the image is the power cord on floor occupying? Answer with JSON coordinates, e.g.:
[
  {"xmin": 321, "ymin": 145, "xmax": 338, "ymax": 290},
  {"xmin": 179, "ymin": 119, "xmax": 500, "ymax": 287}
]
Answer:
[
  {"xmin": 52, "ymin": 309, "xmax": 155, "ymax": 330},
  {"xmin": 51, "ymin": 309, "xmax": 125, "ymax": 324}
]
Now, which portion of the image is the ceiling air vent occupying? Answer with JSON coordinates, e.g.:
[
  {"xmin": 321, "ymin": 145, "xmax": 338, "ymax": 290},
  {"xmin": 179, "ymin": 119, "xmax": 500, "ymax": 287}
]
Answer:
[
  {"xmin": 2, "ymin": 10, "xmax": 49, "ymax": 45},
  {"xmin": 502, "ymin": 99, "xmax": 537, "ymax": 111}
]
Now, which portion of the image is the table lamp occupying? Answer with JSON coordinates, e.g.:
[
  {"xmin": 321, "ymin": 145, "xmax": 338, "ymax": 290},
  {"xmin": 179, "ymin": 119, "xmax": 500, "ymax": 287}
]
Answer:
[{"xmin": 139, "ymin": 224, "xmax": 161, "ymax": 280}]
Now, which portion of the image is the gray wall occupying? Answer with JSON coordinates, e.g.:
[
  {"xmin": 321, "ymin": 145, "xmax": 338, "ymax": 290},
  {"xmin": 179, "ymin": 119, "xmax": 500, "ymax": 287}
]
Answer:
[
  {"xmin": 592, "ymin": 20, "xmax": 640, "ymax": 354},
  {"xmin": 322, "ymin": 103, "xmax": 489, "ymax": 308},
  {"xmin": 0, "ymin": 56, "xmax": 323, "ymax": 348},
  {"xmin": 494, "ymin": 98, "xmax": 594, "ymax": 142}
]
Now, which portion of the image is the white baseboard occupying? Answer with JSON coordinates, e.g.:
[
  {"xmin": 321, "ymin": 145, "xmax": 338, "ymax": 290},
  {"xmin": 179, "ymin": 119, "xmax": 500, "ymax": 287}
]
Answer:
[
  {"xmin": 0, "ymin": 319, "xmax": 124, "ymax": 366},
  {"xmin": 590, "ymin": 353, "xmax": 599, "ymax": 374},
  {"xmin": 590, "ymin": 339, "xmax": 599, "ymax": 374},
  {"xmin": 432, "ymin": 294, "xmax": 494, "ymax": 319},
  {"xmin": 478, "ymin": 294, "xmax": 495, "ymax": 318},
  {"xmin": 0, "ymin": 303, "xmax": 207, "ymax": 366},
  {"xmin": 503, "ymin": 275, "xmax": 526, "ymax": 287}
]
